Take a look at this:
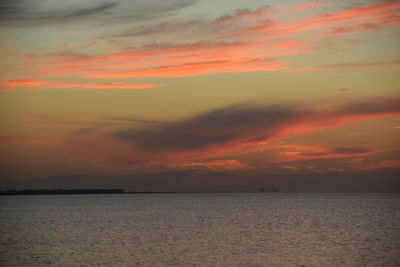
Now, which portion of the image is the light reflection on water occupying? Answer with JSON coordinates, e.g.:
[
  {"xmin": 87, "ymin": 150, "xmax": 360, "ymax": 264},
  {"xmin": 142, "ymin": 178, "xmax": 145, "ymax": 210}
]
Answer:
[{"xmin": 1, "ymin": 193, "xmax": 399, "ymax": 266}]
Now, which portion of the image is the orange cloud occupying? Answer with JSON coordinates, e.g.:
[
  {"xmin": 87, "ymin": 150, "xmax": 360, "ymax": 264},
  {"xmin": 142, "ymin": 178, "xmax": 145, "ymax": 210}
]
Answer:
[
  {"xmin": 0, "ymin": 79, "xmax": 162, "ymax": 91},
  {"xmin": 284, "ymin": 151, "xmax": 301, "ymax": 156},
  {"xmin": 4, "ymin": 79, "xmax": 48, "ymax": 87}
]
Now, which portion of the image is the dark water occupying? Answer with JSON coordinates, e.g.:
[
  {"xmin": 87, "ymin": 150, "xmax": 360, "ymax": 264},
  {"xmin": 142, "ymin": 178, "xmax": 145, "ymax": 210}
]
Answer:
[{"xmin": 1, "ymin": 193, "xmax": 399, "ymax": 266}]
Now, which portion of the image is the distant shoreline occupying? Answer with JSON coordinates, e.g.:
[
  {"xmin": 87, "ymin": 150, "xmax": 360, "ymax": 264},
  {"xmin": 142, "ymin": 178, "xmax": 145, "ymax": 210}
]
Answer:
[{"xmin": 0, "ymin": 189, "xmax": 127, "ymax": 195}]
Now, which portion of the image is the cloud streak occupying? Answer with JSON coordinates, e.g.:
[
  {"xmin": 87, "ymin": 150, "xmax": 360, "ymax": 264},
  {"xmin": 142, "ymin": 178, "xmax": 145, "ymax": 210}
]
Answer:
[
  {"xmin": 1, "ymin": 79, "xmax": 162, "ymax": 91},
  {"xmin": 24, "ymin": 40, "xmax": 291, "ymax": 80}
]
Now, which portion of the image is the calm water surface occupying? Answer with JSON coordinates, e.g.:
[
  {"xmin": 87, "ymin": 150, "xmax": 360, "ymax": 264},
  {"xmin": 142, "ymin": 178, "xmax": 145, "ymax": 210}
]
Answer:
[{"xmin": 0, "ymin": 193, "xmax": 399, "ymax": 267}]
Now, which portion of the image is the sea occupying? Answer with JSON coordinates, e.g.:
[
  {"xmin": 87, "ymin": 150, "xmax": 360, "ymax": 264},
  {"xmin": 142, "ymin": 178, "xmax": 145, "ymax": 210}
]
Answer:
[{"xmin": 0, "ymin": 193, "xmax": 399, "ymax": 267}]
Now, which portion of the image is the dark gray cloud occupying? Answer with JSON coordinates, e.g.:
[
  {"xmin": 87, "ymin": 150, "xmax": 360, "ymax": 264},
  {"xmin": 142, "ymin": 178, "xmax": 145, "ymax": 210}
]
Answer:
[
  {"xmin": 63, "ymin": 2, "xmax": 117, "ymax": 19},
  {"xmin": 107, "ymin": 20, "xmax": 201, "ymax": 38},
  {"xmin": 0, "ymin": 0, "xmax": 20, "ymax": 15},
  {"xmin": 115, "ymin": 95, "xmax": 400, "ymax": 154},
  {"xmin": 116, "ymin": 104, "xmax": 307, "ymax": 152},
  {"xmin": 331, "ymin": 147, "xmax": 370, "ymax": 154},
  {"xmin": 0, "ymin": 0, "xmax": 198, "ymax": 26}
]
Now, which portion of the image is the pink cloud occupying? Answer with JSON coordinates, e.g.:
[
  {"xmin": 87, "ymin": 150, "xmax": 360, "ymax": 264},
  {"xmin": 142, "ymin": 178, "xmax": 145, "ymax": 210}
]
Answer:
[
  {"xmin": 240, "ymin": 1, "xmax": 400, "ymax": 37},
  {"xmin": 11, "ymin": 1, "xmax": 400, "ymax": 83},
  {"xmin": 89, "ymin": 58, "xmax": 285, "ymax": 79},
  {"xmin": 25, "ymin": 41, "xmax": 290, "ymax": 79}
]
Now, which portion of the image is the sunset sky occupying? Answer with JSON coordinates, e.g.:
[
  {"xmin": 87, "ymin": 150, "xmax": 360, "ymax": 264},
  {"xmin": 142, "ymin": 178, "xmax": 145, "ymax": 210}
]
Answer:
[{"xmin": 0, "ymin": 0, "xmax": 399, "ymax": 191}]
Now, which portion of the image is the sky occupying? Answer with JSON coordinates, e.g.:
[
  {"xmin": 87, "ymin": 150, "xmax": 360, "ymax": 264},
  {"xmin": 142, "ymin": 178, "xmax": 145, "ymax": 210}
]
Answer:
[{"xmin": 0, "ymin": 0, "xmax": 399, "ymax": 192}]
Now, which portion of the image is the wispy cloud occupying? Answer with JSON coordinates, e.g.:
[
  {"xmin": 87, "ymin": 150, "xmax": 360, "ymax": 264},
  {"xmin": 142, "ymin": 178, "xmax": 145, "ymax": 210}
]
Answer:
[
  {"xmin": 236, "ymin": 1, "xmax": 400, "ymax": 38},
  {"xmin": 10, "ymin": 0, "xmax": 398, "ymax": 83},
  {"xmin": 0, "ymin": 0, "xmax": 198, "ymax": 26},
  {"xmin": 215, "ymin": 6, "xmax": 270, "ymax": 24}
]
